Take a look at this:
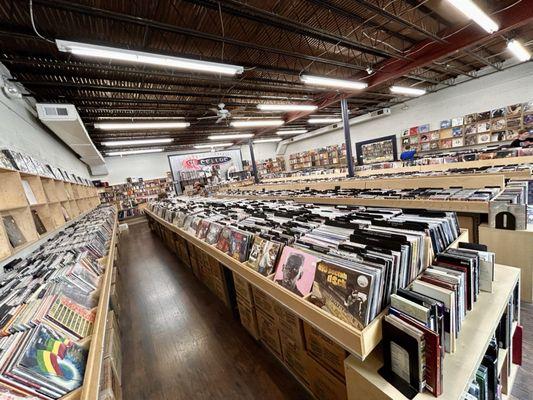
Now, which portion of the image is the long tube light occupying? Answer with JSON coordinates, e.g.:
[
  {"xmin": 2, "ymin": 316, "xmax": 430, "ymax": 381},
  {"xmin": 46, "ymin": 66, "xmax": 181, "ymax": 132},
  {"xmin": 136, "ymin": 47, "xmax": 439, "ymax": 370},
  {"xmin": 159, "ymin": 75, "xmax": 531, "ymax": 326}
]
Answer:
[
  {"xmin": 308, "ymin": 117, "xmax": 342, "ymax": 124},
  {"xmin": 277, "ymin": 129, "xmax": 308, "ymax": 135},
  {"xmin": 102, "ymin": 138, "xmax": 173, "ymax": 146},
  {"xmin": 253, "ymin": 138, "xmax": 282, "ymax": 143},
  {"xmin": 56, "ymin": 40, "xmax": 244, "ymax": 75},
  {"xmin": 446, "ymin": 0, "xmax": 499, "ymax": 33},
  {"xmin": 208, "ymin": 133, "xmax": 254, "ymax": 140},
  {"xmin": 507, "ymin": 39, "xmax": 531, "ymax": 62},
  {"xmin": 257, "ymin": 104, "xmax": 317, "ymax": 111},
  {"xmin": 301, "ymin": 75, "xmax": 368, "ymax": 90},
  {"xmin": 390, "ymin": 86, "xmax": 426, "ymax": 96},
  {"xmin": 107, "ymin": 148, "xmax": 164, "ymax": 156},
  {"xmin": 94, "ymin": 121, "xmax": 190, "ymax": 130},
  {"xmin": 230, "ymin": 120, "xmax": 284, "ymax": 128},
  {"xmin": 194, "ymin": 142, "xmax": 233, "ymax": 149}
]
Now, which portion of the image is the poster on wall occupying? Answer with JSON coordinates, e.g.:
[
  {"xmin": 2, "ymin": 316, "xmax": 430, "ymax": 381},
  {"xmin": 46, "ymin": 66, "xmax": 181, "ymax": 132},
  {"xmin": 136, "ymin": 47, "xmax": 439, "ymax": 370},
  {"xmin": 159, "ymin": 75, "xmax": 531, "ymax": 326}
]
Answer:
[
  {"xmin": 355, "ymin": 135, "xmax": 398, "ymax": 165},
  {"xmin": 168, "ymin": 149, "xmax": 244, "ymax": 182}
]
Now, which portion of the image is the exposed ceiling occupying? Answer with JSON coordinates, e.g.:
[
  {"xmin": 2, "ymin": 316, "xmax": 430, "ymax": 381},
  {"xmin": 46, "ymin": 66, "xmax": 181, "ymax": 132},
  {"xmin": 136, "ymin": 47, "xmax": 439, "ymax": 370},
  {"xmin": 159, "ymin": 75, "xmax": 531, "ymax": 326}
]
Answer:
[{"xmin": 0, "ymin": 0, "xmax": 532, "ymax": 154}]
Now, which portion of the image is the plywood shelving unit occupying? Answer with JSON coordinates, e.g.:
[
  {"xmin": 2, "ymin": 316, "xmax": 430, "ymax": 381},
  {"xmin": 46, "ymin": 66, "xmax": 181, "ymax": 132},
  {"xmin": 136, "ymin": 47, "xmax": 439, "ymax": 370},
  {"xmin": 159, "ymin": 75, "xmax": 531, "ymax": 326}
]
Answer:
[
  {"xmin": 0, "ymin": 166, "xmax": 100, "ymax": 263},
  {"xmin": 145, "ymin": 208, "xmax": 468, "ymax": 360}
]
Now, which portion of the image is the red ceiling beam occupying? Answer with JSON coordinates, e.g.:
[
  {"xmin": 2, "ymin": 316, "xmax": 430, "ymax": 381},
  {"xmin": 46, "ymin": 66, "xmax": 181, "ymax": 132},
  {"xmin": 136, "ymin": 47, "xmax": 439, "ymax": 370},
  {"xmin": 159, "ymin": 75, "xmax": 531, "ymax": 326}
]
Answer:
[{"xmin": 268, "ymin": 0, "xmax": 533, "ymax": 132}]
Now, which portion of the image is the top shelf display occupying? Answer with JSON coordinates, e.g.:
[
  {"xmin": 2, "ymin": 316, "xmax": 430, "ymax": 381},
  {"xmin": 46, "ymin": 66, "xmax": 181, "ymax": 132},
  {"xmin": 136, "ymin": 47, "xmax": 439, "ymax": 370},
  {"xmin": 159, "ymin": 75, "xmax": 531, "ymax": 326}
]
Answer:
[{"xmin": 401, "ymin": 100, "xmax": 532, "ymax": 153}]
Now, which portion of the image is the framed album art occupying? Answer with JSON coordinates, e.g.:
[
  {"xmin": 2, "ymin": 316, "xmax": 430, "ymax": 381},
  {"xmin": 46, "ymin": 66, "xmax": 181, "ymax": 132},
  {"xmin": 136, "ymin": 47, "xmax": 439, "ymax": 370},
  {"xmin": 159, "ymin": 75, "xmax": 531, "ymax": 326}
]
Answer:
[{"xmin": 355, "ymin": 135, "xmax": 398, "ymax": 165}]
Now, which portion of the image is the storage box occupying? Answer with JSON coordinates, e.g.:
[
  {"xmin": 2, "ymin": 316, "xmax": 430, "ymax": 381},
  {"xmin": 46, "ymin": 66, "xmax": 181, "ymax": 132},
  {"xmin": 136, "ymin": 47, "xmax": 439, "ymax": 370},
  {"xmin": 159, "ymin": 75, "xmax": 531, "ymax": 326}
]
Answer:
[
  {"xmin": 274, "ymin": 303, "xmax": 304, "ymax": 349},
  {"xmin": 100, "ymin": 358, "xmax": 122, "ymax": 400},
  {"xmin": 104, "ymin": 326, "xmax": 122, "ymax": 385},
  {"xmin": 303, "ymin": 322, "xmax": 347, "ymax": 380},
  {"xmin": 237, "ymin": 297, "xmax": 259, "ymax": 340},
  {"xmin": 256, "ymin": 310, "xmax": 282, "ymax": 356},
  {"xmin": 233, "ymin": 272, "xmax": 254, "ymax": 305},
  {"xmin": 110, "ymin": 283, "xmax": 121, "ymax": 316},
  {"xmin": 307, "ymin": 354, "xmax": 347, "ymax": 400},
  {"xmin": 252, "ymin": 287, "xmax": 279, "ymax": 320},
  {"xmin": 107, "ymin": 310, "xmax": 120, "ymax": 337},
  {"xmin": 280, "ymin": 332, "xmax": 310, "ymax": 386}
]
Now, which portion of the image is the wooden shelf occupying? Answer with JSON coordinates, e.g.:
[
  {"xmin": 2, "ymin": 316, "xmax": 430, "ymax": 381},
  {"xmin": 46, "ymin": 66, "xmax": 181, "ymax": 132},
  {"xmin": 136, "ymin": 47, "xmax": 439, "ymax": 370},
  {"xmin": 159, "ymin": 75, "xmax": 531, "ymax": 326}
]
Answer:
[
  {"xmin": 145, "ymin": 209, "xmax": 468, "ymax": 361},
  {"xmin": 344, "ymin": 264, "xmax": 520, "ymax": 400}
]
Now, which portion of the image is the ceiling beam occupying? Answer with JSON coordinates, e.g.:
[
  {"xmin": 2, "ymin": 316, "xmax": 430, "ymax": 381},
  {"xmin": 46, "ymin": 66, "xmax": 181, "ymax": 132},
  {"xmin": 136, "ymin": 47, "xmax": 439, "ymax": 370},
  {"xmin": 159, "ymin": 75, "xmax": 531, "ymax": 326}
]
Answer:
[
  {"xmin": 30, "ymin": 0, "xmax": 370, "ymax": 72},
  {"xmin": 354, "ymin": 0, "xmax": 445, "ymax": 43},
  {"xmin": 180, "ymin": 0, "xmax": 406, "ymax": 60}
]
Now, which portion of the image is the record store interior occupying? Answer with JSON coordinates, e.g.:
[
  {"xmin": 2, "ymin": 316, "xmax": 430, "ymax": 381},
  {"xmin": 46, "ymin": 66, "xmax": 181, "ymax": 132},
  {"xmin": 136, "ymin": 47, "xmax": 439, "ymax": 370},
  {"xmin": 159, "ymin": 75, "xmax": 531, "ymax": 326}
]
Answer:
[{"xmin": 1, "ymin": 1, "xmax": 533, "ymax": 399}]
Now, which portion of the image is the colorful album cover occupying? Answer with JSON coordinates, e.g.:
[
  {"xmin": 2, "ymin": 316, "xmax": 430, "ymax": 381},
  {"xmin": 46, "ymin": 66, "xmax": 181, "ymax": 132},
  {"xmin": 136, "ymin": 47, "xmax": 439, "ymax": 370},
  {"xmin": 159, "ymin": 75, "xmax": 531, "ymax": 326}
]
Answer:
[
  {"xmin": 274, "ymin": 246, "xmax": 318, "ymax": 297},
  {"xmin": 229, "ymin": 229, "xmax": 252, "ymax": 262},
  {"xmin": 175, "ymin": 212, "xmax": 187, "ymax": 227},
  {"xmin": 257, "ymin": 241, "xmax": 282, "ymax": 276},
  {"xmin": 478, "ymin": 111, "xmax": 490, "ymax": 120},
  {"xmin": 464, "ymin": 124, "xmax": 477, "ymax": 135},
  {"xmin": 420, "ymin": 143, "xmax": 430, "ymax": 151},
  {"xmin": 476, "ymin": 122, "xmax": 490, "ymax": 133},
  {"xmin": 312, "ymin": 260, "xmax": 375, "ymax": 329},
  {"xmin": 206, "ymin": 222, "xmax": 223, "ymax": 245},
  {"xmin": 246, "ymin": 236, "xmax": 265, "ymax": 269},
  {"xmin": 524, "ymin": 113, "xmax": 533, "ymax": 126},
  {"xmin": 418, "ymin": 124, "xmax": 430, "ymax": 133},
  {"xmin": 452, "ymin": 137, "xmax": 464, "ymax": 147},
  {"xmin": 430, "ymin": 142, "xmax": 439, "ymax": 149},
  {"xmin": 196, "ymin": 219, "xmax": 211, "ymax": 239},
  {"xmin": 420, "ymin": 134, "xmax": 430, "ymax": 143},
  {"xmin": 430, "ymin": 131, "xmax": 440, "ymax": 141},
  {"xmin": 401, "ymin": 137, "xmax": 410, "ymax": 146},
  {"xmin": 17, "ymin": 325, "xmax": 87, "ymax": 392},
  {"xmin": 409, "ymin": 127, "xmax": 419, "ymax": 136},
  {"xmin": 441, "ymin": 139, "xmax": 452, "ymax": 149},
  {"xmin": 506, "ymin": 103, "xmax": 522, "ymax": 117},
  {"xmin": 478, "ymin": 133, "xmax": 490, "ymax": 144},
  {"xmin": 188, "ymin": 216, "xmax": 202, "ymax": 234},
  {"xmin": 491, "ymin": 118, "xmax": 506, "ymax": 131},
  {"xmin": 409, "ymin": 136, "xmax": 419, "ymax": 144},
  {"xmin": 440, "ymin": 128, "xmax": 452, "ymax": 139},
  {"xmin": 452, "ymin": 127, "xmax": 463, "ymax": 137},
  {"xmin": 451, "ymin": 117, "xmax": 463, "ymax": 127},
  {"xmin": 440, "ymin": 120, "xmax": 451, "ymax": 129},
  {"xmin": 491, "ymin": 108, "xmax": 505, "ymax": 118},
  {"xmin": 216, "ymin": 226, "xmax": 232, "ymax": 254}
]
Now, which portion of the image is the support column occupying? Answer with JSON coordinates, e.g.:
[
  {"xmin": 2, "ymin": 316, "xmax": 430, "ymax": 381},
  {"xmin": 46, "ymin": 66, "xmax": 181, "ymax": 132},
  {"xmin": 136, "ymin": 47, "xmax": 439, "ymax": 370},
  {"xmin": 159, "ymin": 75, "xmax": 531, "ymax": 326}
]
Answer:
[
  {"xmin": 341, "ymin": 98, "xmax": 355, "ymax": 177},
  {"xmin": 248, "ymin": 139, "xmax": 260, "ymax": 184}
]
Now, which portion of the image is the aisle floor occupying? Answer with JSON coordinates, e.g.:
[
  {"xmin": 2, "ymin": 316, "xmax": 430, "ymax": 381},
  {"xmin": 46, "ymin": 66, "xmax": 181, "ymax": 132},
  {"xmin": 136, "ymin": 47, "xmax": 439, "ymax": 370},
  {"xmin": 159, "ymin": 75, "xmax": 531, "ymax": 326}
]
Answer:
[
  {"xmin": 118, "ymin": 221, "xmax": 532, "ymax": 400},
  {"xmin": 118, "ymin": 221, "xmax": 311, "ymax": 400}
]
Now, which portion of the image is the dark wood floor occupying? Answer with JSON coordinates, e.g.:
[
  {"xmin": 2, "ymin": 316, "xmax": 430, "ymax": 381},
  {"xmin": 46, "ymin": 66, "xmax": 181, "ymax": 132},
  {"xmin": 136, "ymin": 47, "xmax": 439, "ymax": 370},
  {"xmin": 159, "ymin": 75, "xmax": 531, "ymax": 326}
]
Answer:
[
  {"xmin": 118, "ymin": 221, "xmax": 532, "ymax": 400},
  {"xmin": 118, "ymin": 221, "xmax": 311, "ymax": 400}
]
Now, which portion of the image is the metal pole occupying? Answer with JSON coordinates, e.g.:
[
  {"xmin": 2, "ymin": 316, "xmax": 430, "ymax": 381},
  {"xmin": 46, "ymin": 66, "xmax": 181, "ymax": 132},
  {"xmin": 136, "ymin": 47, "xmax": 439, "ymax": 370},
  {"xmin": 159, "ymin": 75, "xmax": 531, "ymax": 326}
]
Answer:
[
  {"xmin": 341, "ymin": 98, "xmax": 355, "ymax": 177},
  {"xmin": 248, "ymin": 139, "xmax": 260, "ymax": 184}
]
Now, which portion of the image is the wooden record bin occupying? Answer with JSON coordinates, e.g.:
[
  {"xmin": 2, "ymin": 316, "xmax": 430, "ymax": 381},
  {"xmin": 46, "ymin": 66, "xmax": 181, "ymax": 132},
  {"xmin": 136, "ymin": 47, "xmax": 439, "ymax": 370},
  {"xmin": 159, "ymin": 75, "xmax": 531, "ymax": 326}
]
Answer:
[
  {"xmin": 145, "ymin": 208, "xmax": 468, "ymax": 361},
  {"xmin": 0, "ymin": 166, "xmax": 100, "ymax": 262}
]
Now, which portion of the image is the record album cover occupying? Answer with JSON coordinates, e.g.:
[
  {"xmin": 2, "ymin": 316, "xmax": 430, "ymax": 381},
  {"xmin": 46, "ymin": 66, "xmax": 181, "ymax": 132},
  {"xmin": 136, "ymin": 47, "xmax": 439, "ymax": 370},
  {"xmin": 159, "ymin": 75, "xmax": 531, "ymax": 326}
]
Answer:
[
  {"xmin": 452, "ymin": 127, "xmax": 463, "ymax": 137},
  {"xmin": 216, "ymin": 226, "xmax": 232, "ymax": 254},
  {"xmin": 32, "ymin": 210, "xmax": 47, "ymax": 235},
  {"xmin": 451, "ymin": 117, "xmax": 463, "ymax": 127},
  {"xmin": 491, "ymin": 108, "xmax": 505, "ymax": 118},
  {"xmin": 312, "ymin": 260, "xmax": 375, "ymax": 329},
  {"xmin": 418, "ymin": 124, "xmax": 430, "ymax": 134},
  {"xmin": 274, "ymin": 246, "xmax": 318, "ymax": 297},
  {"xmin": 440, "ymin": 120, "xmax": 451, "ymax": 129},
  {"xmin": 229, "ymin": 229, "xmax": 252, "ymax": 262},
  {"xmin": 206, "ymin": 222, "xmax": 223, "ymax": 245},
  {"xmin": 2, "ymin": 215, "xmax": 26, "ymax": 248}
]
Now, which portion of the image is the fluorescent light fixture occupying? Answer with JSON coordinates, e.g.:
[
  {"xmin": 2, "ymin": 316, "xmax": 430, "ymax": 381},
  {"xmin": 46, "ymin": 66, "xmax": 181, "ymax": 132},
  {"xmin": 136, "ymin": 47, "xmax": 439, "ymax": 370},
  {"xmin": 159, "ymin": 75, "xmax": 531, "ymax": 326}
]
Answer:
[
  {"xmin": 94, "ymin": 121, "xmax": 190, "ymax": 130},
  {"xmin": 253, "ymin": 138, "xmax": 282, "ymax": 143},
  {"xmin": 308, "ymin": 117, "xmax": 342, "ymax": 124},
  {"xmin": 102, "ymin": 138, "xmax": 173, "ymax": 146},
  {"xmin": 276, "ymin": 129, "xmax": 308, "ymax": 135},
  {"xmin": 256, "ymin": 104, "xmax": 317, "ymax": 111},
  {"xmin": 230, "ymin": 120, "xmax": 285, "ymax": 128},
  {"xmin": 107, "ymin": 148, "xmax": 164, "ymax": 156},
  {"xmin": 507, "ymin": 39, "xmax": 531, "ymax": 62},
  {"xmin": 301, "ymin": 75, "xmax": 368, "ymax": 90},
  {"xmin": 446, "ymin": 0, "xmax": 499, "ymax": 33},
  {"xmin": 56, "ymin": 39, "xmax": 244, "ymax": 75},
  {"xmin": 208, "ymin": 133, "xmax": 254, "ymax": 140},
  {"xmin": 194, "ymin": 142, "xmax": 233, "ymax": 149},
  {"xmin": 390, "ymin": 86, "xmax": 426, "ymax": 96}
]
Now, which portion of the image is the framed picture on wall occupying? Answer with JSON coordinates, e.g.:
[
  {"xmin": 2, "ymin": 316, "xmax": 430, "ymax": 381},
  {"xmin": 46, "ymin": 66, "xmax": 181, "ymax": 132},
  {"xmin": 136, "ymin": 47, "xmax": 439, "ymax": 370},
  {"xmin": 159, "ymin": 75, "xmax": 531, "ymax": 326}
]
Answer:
[{"xmin": 355, "ymin": 135, "xmax": 398, "ymax": 165}]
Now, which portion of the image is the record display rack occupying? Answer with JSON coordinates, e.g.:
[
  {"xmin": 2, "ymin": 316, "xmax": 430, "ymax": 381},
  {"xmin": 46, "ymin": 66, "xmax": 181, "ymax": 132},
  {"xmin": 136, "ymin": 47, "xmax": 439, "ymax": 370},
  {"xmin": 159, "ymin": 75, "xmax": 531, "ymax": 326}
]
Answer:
[
  {"xmin": 144, "ymin": 208, "xmax": 468, "ymax": 360},
  {"xmin": 289, "ymin": 144, "xmax": 347, "ymax": 171},
  {"xmin": 344, "ymin": 264, "xmax": 520, "ymax": 400},
  {"xmin": 0, "ymin": 166, "xmax": 100, "ymax": 263}
]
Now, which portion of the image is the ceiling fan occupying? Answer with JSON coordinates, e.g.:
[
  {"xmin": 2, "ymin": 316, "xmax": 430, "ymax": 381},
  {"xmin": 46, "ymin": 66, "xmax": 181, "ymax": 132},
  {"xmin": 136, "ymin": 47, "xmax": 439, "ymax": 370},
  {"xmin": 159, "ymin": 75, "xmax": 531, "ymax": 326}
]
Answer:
[{"xmin": 197, "ymin": 103, "xmax": 244, "ymax": 124}]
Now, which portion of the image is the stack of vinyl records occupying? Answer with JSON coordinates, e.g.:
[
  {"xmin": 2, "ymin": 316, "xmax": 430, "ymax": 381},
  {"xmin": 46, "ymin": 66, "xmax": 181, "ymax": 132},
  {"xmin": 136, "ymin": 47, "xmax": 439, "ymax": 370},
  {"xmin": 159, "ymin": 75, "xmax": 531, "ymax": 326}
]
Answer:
[
  {"xmin": 149, "ymin": 198, "xmax": 462, "ymax": 331},
  {"xmin": 379, "ymin": 242, "xmax": 496, "ymax": 397},
  {"xmin": 0, "ymin": 205, "xmax": 115, "ymax": 397}
]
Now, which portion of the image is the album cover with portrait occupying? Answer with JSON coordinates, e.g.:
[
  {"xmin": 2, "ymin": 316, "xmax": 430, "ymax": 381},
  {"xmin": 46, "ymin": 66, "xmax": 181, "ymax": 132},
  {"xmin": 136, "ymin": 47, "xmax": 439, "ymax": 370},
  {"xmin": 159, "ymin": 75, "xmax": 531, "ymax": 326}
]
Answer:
[{"xmin": 274, "ymin": 246, "xmax": 318, "ymax": 297}]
